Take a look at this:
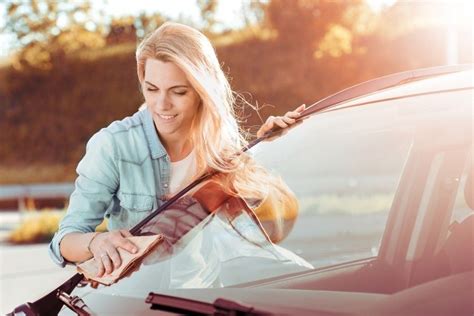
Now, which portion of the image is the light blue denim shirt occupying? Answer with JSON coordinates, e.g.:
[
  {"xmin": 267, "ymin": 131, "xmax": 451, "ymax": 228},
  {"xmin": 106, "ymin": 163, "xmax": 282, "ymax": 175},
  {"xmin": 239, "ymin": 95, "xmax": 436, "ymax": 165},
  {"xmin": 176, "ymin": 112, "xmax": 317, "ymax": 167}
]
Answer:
[{"xmin": 49, "ymin": 109, "xmax": 174, "ymax": 267}]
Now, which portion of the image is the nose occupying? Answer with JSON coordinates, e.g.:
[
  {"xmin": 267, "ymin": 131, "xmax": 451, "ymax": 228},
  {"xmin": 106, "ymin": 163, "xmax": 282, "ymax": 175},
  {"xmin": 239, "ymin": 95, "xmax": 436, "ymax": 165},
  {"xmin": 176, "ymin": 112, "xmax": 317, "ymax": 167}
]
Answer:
[{"xmin": 154, "ymin": 92, "xmax": 172, "ymax": 112}]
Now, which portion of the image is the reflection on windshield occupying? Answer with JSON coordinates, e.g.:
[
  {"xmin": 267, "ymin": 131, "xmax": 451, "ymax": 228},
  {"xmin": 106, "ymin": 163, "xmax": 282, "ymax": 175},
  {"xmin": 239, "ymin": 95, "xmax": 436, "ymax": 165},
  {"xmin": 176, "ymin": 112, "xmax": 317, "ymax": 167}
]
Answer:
[{"xmin": 80, "ymin": 180, "xmax": 312, "ymax": 298}]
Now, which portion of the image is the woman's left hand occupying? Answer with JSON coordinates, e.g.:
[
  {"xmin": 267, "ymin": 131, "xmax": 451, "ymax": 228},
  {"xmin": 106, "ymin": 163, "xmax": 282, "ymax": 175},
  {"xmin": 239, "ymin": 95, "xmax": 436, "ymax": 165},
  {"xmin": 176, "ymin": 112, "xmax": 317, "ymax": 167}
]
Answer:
[{"xmin": 257, "ymin": 104, "xmax": 306, "ymax": 141}]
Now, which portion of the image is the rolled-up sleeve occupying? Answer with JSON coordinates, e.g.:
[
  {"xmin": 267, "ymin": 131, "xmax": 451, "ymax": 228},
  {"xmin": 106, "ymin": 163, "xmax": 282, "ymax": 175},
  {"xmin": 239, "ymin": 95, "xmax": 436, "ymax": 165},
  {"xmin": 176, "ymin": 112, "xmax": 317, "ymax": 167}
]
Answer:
[{"xmin": 49, "ymin": 130, "xmax": 119, "ymax": 267}]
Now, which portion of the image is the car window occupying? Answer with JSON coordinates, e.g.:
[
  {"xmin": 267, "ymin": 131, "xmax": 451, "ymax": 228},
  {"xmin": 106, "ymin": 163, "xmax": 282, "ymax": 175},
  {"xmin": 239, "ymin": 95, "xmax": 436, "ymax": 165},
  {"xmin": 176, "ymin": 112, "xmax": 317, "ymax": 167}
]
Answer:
[
  {"xmin": 404, "ymin": 148, "xmax": 472, "ymax": 287},
  {"xmin": 451, "ymin": 161, "xmax": 473, "ymax": 224},
  {"xmin": 78, "ymin": 180, "xmax": 312, "ymax": 299},
  {"xmin": 250, "ymin": 102, "xmax": 415, "ymax": 268}
]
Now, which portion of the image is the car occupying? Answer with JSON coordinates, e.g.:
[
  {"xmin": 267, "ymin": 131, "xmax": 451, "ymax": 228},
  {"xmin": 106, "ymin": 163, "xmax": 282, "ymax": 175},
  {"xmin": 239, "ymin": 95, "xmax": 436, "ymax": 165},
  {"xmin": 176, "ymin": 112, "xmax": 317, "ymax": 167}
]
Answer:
[{"xmin": 10, "ymin": 64, "xmax": 473, "ymax": 316}]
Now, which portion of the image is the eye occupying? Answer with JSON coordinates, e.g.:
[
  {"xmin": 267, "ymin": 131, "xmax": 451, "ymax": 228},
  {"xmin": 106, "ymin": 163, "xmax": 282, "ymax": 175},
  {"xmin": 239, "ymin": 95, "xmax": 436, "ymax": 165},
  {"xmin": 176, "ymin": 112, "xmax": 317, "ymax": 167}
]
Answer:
[
  {"xmin": 146, "ymin": 88, "xmax": 158, "ymax": 92},
  {"xmin": 174, "ymin": 90, "xmax": 187, "ymax": 95}
]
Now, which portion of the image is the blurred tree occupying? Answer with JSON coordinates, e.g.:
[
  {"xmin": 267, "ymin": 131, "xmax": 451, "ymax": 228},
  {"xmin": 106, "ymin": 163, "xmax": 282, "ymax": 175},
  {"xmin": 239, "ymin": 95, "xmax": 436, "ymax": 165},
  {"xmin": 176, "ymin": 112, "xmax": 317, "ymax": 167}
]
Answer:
[
  {"xmin": 266, "ymin": 0, "xmax": 345, "ymax": 48},
  {"xmin": 4, "ymin": 0, "xmax": 105, "ymax": 70},
  {"xmin": 106, "ymin": 16, "xmax": 137, "ymax": 45},
  {"xmin": 315, "ymin": 1, "xmax": 376, "ymax": 59},
  {"xmin": 315, "ymin": 25, "xmax": 353, "ymax": 58},
  {"xmin": 240, "ymin": 0, "xmax": 267, "ymax": 28},
  {"xmin": 265, "ymin": 0, "xmax": 367, "ymax": 57},
  {"xmin": 197, "ymin": 0, "xmax": 218, "ymax": 33},
  {"xmin": 135, "ymin": 12, "xmax": 166, "ymax": 39}
]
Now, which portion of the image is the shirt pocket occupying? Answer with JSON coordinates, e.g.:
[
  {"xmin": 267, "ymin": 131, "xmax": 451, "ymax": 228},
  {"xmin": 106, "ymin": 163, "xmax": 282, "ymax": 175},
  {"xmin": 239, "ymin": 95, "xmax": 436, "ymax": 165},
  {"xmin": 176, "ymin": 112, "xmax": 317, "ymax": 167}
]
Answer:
[{"xmin": 118, "ymin": 192, "xmax": 155, "ymax": 212}]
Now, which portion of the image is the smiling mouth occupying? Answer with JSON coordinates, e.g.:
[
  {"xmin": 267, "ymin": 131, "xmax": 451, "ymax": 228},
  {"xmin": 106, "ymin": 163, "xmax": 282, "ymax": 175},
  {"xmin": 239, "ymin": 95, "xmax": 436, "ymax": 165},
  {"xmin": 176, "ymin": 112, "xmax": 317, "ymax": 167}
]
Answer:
[{"xmin": 158, "ymin": 113, "xmax": 178, "ymax": 120}]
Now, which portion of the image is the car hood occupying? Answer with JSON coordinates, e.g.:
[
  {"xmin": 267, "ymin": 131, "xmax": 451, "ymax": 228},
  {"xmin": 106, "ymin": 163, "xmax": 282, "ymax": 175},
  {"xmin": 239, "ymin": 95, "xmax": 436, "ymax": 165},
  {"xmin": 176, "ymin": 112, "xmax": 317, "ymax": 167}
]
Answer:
[
  {"xmin": 62, "ymin": 287, "xmax": 384, "ymax": 316},
  {"xmin": 63, "ymin": 271, "xmax": 473, "ymax": 316}
]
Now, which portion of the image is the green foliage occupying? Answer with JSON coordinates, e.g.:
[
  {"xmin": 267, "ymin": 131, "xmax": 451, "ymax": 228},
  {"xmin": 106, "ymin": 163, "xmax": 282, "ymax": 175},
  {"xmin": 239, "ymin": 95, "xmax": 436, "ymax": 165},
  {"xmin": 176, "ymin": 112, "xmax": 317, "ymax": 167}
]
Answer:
[{"xmin": 4, "ymin": 0, "xmax": 105, "ymax": 70}]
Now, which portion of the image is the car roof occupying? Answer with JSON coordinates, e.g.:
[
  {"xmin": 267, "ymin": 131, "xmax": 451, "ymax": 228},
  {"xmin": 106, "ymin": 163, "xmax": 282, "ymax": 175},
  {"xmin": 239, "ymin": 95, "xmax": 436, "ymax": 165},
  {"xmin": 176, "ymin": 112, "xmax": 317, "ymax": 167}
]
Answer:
[
  {"xmin": 331, "ymin": 67, "xmax": 473, "ymax": 111},
  {"xmin": 298, "ymin": 64, "xmax": 472, "ymax": 118}
]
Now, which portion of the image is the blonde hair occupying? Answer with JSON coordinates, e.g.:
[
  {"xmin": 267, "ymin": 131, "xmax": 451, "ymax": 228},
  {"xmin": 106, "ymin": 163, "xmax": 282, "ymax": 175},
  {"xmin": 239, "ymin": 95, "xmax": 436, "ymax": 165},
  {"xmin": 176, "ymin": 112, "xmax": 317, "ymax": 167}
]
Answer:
[{"xmin": 136, "ymin": 22, "xmax": 297, "ymax": 241}]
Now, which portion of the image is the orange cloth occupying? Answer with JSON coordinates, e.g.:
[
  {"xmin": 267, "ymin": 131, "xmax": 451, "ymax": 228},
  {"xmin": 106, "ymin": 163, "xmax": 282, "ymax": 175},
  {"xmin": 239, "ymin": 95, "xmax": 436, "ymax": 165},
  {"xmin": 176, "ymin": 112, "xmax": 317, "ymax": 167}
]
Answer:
[{"xmin": 77, "ymin": 234, "xmax": 163, "ymax": 286}]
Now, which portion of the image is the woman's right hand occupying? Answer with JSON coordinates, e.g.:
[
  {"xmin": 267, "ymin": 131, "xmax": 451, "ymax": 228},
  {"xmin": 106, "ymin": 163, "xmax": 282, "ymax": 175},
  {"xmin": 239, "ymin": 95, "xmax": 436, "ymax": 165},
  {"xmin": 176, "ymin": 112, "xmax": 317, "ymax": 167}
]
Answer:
[
  {"xmin": 256, "ymin": 104, "xmax": 306, "ymax": 141},
  {"xmin": 88, "ymin": 229, "xmax": 138, "ymax": 277}
]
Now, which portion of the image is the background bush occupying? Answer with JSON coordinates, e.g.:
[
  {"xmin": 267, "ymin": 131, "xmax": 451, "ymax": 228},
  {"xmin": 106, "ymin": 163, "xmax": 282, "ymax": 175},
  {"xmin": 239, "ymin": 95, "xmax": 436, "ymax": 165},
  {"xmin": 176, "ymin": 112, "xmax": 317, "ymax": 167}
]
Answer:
[{"xmin": 8, "ymin": 210, "xmax": 107, "ymax": 244}]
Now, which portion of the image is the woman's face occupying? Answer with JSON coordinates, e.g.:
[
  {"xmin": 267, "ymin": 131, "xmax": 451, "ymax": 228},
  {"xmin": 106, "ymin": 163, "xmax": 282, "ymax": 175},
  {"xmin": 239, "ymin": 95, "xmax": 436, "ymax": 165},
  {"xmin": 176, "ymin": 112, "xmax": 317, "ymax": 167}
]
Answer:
[{"xmin": 143, "ymin": 59, "xmax": 200, "ymax": 140}]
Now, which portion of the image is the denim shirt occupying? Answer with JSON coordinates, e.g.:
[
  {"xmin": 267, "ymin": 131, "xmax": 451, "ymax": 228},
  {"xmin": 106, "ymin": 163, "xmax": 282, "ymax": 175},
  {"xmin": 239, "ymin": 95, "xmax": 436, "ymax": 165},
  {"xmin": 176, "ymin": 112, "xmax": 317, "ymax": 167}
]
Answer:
[{"xmin": 49, "ymin": 109, "xmax": 174, "ymax": 267}]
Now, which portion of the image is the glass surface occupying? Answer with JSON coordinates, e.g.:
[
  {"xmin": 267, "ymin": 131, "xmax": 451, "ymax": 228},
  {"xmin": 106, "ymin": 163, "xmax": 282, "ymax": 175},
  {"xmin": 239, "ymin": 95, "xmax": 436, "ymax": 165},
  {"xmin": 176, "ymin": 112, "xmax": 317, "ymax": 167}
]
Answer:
[
  {"xmin": 251, "ymin": 89, "xmax": 472, "ymax": 268},
  {"xmin": 452, "ymin": 161, "xmax": 473, "ymax": 224},
  {"xmin": 79, "ymin": 180, "xmax": 312, "ymax": 298},
  {"xmin": 73, "ymin": 87, "xmax": 472, "ymax": 298}
]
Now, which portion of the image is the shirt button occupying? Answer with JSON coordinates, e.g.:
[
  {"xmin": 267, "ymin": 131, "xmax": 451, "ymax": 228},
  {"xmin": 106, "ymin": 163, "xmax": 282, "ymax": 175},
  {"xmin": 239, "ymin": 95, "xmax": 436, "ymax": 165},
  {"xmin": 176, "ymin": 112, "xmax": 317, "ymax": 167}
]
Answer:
[{"xmin": 164, "ymin": 183, "xmax": 169, "ymax": 188}]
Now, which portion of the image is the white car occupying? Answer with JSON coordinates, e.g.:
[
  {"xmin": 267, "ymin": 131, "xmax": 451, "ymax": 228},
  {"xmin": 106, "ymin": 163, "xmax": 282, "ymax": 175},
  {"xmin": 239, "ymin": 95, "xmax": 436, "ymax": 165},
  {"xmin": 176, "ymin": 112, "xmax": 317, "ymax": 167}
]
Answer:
[{"xmin": 10, "ymin": 64, "xmax": 473, "ymax": 316}]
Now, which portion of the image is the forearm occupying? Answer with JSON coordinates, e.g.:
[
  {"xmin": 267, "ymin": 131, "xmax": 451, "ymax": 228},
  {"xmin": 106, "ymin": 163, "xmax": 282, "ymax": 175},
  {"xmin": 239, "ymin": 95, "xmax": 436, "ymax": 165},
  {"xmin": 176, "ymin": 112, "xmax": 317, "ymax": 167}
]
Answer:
[{"xmin": 60, "ymin": 232, "xmax": 98, "ymax": 263}]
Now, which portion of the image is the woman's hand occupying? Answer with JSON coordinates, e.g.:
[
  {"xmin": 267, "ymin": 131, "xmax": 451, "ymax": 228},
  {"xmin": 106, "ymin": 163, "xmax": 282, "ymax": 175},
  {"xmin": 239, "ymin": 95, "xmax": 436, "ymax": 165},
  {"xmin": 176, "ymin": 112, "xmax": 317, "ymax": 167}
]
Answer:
[
  {"xmin": 88, "ymin": 229, "xmax": 138, "ymax": 277},
  {"xmin": 256, "ymin": 104, "xmax": 306, "ymax": 141}
]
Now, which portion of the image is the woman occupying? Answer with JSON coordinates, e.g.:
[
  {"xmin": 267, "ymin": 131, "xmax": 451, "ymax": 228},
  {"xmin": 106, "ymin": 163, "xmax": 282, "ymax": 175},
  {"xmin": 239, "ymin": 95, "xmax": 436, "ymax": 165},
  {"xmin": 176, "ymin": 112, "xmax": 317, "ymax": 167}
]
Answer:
[{"xmin": 49, "ymin": 22, "xmax": 305, "ymax": 278}]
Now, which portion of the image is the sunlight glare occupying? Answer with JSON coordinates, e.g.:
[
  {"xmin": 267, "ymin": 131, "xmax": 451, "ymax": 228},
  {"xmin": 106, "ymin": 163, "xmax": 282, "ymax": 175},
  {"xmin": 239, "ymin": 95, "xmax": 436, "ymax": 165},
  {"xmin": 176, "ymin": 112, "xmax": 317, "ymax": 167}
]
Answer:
[{"xmin": 366, "ymin": 0, "xmax": 397, "ymax": 13}]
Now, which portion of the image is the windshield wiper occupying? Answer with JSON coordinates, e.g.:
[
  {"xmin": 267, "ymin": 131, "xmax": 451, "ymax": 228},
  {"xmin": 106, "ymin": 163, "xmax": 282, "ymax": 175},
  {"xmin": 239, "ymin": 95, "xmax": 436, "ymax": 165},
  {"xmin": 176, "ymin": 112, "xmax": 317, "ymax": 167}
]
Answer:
[
  {"xmin": 57, "ymin": 290, "xmax": 95, "ymax": 316},
  {"xmin": 146, "ymin": 292, "xmax": 272, "ymax": 315}
]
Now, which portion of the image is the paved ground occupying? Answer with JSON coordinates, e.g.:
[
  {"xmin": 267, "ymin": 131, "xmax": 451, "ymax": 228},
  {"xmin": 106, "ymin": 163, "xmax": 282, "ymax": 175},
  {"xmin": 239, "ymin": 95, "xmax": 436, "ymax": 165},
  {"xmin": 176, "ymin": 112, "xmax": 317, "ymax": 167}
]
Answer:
[
  {"xmin": 0, "ymin": 213, "xmax": 75, "ymax": 314},
  {"xmin": 0, "ymin": 243, "xmax": 76, "ymax": 314}
]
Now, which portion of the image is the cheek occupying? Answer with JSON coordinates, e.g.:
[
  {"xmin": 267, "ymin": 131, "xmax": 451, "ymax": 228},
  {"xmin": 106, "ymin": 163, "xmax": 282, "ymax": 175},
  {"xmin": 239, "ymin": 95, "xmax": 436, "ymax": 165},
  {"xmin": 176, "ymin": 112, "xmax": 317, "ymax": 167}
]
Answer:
[
  {"xmin": 143, "ymin": 92, "xmax": 157, "ymax": 106},
  {"xmin": 187, "ymin": 92, "xmax": 201, "ymax": 113},
  {"xmin": 173, "ymin": 95, "xmax": 199, "ymax": 111},
  {"xmin": 187, "ymin": 97, "xmax": 201, "ymax": 118}
]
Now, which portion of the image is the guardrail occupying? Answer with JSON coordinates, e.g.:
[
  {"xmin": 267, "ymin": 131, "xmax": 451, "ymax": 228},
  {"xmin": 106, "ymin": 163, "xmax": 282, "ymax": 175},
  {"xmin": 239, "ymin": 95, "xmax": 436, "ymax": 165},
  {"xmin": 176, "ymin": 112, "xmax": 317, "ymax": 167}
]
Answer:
[{"xmin": 0, "ymin": 183, "xmax": 74, "ymax": 211}]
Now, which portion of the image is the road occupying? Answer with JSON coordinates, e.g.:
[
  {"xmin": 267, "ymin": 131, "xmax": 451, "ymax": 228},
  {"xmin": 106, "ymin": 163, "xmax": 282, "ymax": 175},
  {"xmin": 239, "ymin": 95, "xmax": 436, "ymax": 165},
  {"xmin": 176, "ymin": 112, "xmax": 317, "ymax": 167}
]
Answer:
[{"xmin": 0, "ymin": 243, "xmax": 76, "ymax": 314}]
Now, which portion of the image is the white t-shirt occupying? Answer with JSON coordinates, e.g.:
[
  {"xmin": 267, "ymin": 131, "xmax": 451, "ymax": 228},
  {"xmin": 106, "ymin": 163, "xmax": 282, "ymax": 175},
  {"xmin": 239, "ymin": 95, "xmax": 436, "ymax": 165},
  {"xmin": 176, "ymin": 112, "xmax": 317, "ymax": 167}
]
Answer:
[{"xmin": 169, "ymin": 149, "xmax": 197, "ymax": 195}]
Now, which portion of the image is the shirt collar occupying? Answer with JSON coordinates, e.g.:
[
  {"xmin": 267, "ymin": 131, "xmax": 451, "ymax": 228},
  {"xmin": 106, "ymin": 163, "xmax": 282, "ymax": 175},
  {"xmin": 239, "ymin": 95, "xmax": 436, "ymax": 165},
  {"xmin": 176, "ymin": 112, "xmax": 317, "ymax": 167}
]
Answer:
[{"xmin": 139, "ymin": 108, "xmax": 167, "ymax": 159}]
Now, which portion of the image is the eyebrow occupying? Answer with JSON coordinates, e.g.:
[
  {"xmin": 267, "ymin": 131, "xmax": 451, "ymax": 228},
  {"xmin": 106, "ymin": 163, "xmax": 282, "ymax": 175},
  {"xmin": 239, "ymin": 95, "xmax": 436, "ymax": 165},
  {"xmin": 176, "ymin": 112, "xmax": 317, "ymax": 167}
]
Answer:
[{"xmin": 144, "ymin": 81, "xmax": 189, "ymax": 89}]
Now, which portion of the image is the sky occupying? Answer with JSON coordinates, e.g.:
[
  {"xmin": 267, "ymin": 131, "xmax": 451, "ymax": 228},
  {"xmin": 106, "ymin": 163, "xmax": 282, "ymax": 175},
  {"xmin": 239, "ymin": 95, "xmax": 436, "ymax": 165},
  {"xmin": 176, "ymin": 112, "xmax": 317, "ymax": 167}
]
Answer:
[{"xmin": 0, "ymin": 0, "xmax": 400, "ymax": 58}]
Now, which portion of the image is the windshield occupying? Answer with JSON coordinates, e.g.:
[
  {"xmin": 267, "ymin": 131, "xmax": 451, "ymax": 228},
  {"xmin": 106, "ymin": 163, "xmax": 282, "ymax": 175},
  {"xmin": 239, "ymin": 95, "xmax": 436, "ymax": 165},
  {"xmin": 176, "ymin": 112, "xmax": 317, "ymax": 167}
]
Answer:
[
  {"xmin": 72, "ymin": 86, "xmax": 471, "ymax": 302},
  {"xmin": 76, "ymin": 180, "xmax": 312, "ymax": 299}
]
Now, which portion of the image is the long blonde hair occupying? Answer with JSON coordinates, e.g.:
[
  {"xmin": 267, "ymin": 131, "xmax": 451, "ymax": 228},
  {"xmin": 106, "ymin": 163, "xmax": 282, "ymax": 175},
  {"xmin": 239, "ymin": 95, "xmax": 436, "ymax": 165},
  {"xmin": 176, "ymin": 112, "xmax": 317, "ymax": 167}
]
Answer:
[{"xmin": 136, "ymin": 22, "xmax": 297, "ymax": 241}]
